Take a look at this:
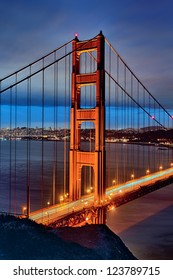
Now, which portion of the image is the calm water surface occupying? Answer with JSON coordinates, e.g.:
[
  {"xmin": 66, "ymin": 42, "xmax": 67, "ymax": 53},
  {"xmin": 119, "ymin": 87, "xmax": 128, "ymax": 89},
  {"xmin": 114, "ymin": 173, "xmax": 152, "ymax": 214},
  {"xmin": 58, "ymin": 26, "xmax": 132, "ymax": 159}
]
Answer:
[{"xmin": 107, "ymin": 183, "xmax": 173, "ymax": 260}]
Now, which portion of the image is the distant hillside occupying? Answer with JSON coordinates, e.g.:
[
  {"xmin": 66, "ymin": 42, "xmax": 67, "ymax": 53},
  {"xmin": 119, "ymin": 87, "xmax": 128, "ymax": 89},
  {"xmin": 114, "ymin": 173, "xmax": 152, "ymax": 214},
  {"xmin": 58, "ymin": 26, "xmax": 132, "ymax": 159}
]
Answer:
[
  {"xmin": 106, "ymin": 128, "xmax": 173, "ymax": 143},
  {"xmin": 0, "ymin": 215, "xmax": 136, "ymax": 260}
]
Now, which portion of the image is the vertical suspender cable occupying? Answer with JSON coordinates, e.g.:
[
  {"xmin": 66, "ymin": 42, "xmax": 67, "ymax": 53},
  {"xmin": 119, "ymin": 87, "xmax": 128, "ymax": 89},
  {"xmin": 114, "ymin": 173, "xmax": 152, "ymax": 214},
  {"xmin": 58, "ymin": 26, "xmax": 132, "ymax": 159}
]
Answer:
[
  {"xmin": 137, "ymin": 82, "xmax": 140, "ymax": 176},
  {"xmin": 27, "ymin": 66, "xmax": 31, "ymax": 216},
  {"xmin": 142, "ymin": 88, "xmax": 146, "ymax": 172},
  {"xmin": 124, "ymin": 65, "xmax": 127, "ymax": 181},
  {"xmin": 67, "ymin": 47, "xmax": 70, "ymax": 194},
  {"xmin": 159, "ymin": 104, "xmax": 167, "ymax": 168},
  {"xmin": 84, "ymin": 53, "xmax": 87, "ymax": 193},
  {"xmin": 53, "ymin": 51, "xmax": 57, "ymax": 205},
  {"xmin": 9, "ymin": 87, "xmax": 12, "ymax": 214},
  {"xmin": 89, "ymin": 52, "xmax": 92, "ymax": 190},
  {"xmin": 0, "ymin": 81, "xmax": 1, "ymax": 209},
  {"xmin": 116, "ymin": 55, "xmax": 119, "ymax": 184},
  {"xmin": 117, "ymin": 56, "xmax": 121, "ymax": 183},
  {"xmin": 114, "ymin": 71, "xmax": 118, "ymax": 185},
  {"xmin": 120, "ymin": 65, "xmax": 125, "ymax": 183},
  {"xmin": 130, "ymin": 73, "xmax": 134, "ymax": 178},
  {"xmin": 153, "ymin": 99, "xmax": 156, "ymax": 173},
  {"xmin": 64, "ymin": 45, "xmax": 67, "ymax": 198},
  {"xmin": 108, "ymin": 45, "xmax": 111, "ymax": 186},
  {"xmin": 68, "ymin": 51, "xmax": 71, "ymax": 198},
  {"xmin": 56, "ymin": 56, "xmax": 59, "ymax": 202},
  {"xmin": 167, "ymin": 98, "xmax": 171, "ymax": 166},
  {"xmin": 14, "ymin": 73, "xmax": 17, "ymax": 214},
  {"xmin": 56, "ymin": 55, "xmax": 59, "ymax": 203},
  {"xmin": 41, "ymin": 58, "xmax": 45, "ymax": 211},
  {"xmin": 148, "ymin": 91, "xmax": 151, "ymax": 172}
]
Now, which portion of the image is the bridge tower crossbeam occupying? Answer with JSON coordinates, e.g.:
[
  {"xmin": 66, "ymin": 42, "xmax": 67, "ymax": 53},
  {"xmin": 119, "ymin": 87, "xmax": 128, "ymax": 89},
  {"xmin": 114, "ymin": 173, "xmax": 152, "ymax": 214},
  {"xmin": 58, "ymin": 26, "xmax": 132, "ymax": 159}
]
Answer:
[{"xmin": 69, "ymin": 32, "xmax": 106, "ymax": 221}]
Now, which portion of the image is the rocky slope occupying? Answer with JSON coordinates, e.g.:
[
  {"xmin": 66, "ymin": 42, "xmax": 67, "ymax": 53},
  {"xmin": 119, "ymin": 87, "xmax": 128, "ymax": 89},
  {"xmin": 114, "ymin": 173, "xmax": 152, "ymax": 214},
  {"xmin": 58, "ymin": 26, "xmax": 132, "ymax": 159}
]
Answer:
[{"xmin": 0, "ymin": 215, "xmax": 136, "ymax": 260}]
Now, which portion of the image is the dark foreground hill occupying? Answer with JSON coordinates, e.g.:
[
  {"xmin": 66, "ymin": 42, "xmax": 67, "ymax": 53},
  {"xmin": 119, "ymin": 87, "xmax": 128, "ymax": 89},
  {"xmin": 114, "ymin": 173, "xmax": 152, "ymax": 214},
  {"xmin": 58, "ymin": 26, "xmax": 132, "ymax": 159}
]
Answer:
[{"xmin": 0, "ymin": 215, "xmax": 136, "ymax": 260}]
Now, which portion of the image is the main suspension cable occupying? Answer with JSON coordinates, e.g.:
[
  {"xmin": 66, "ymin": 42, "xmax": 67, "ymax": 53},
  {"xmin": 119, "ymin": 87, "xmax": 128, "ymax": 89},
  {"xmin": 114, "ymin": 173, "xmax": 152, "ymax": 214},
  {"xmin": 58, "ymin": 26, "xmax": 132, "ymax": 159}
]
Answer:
[
  {"xmin": 105, "ymin": 37, "xmax": 173, "ymax": 120},
  {"xmin": 0, "ymin": 34, "xmax": 99, "ymax": 95}
]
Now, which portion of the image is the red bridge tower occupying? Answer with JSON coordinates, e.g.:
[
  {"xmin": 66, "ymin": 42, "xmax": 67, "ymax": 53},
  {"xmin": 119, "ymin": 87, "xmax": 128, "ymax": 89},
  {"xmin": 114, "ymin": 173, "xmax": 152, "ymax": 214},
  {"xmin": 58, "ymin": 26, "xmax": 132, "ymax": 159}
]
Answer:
[{"xmin": 69, "ymin": 31, "xmax": 106, "ymax": 222}]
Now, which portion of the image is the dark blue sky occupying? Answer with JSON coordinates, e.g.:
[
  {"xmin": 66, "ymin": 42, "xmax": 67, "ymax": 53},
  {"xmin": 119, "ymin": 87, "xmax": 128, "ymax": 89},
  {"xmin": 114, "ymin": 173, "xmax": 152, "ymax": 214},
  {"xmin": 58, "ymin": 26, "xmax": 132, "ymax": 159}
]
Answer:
[{"xmin": 0, "ymin": 0, "xmax": 173, "ymax": 127}]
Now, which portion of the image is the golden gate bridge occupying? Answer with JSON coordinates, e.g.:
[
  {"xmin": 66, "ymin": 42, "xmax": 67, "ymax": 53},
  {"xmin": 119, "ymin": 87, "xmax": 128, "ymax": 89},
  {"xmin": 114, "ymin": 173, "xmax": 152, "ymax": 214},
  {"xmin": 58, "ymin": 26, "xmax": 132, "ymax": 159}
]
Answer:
[{"xmin": 0, "ymin": 31, "xmax": 173, "ymax": 226}]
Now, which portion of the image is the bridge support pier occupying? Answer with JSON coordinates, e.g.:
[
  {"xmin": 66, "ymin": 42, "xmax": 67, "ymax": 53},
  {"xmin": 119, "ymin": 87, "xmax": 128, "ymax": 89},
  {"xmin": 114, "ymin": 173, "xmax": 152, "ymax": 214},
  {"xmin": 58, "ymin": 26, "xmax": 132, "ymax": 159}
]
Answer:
[{"xmin": 95, "ymin": 207, "xmax": 106, "ymax": 224}]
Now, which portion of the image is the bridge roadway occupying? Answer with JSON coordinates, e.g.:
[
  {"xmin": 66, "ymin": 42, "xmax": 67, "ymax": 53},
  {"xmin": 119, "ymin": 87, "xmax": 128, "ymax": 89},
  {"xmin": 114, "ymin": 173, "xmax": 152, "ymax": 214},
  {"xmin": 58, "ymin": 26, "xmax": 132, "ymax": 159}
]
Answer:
[{"xmin": 29, "ymin": 167, "xmax": 173, "ymax": 225}]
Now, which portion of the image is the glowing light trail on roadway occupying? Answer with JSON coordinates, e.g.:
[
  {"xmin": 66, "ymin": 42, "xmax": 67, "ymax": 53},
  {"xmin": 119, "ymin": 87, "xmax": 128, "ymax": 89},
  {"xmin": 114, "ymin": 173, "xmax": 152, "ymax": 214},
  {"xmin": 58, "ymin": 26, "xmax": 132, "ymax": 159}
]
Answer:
[{"xmin": 29, "ymin": 167, "xmax": 173, "ymax": 225}]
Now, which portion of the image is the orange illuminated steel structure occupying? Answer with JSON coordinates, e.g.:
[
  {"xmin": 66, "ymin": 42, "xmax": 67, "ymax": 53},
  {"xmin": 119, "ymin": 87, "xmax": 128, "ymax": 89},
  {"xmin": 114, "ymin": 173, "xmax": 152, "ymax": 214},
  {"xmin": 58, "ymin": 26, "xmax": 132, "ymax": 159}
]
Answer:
[{"xmin": 69, "ymin": 32, "xmax": 106, "ymax": 215}]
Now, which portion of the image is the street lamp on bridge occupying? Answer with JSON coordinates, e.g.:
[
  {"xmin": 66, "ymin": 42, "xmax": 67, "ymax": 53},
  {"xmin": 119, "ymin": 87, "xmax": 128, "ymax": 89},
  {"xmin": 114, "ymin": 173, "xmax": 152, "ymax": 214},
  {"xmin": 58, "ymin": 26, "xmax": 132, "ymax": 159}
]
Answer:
[
  {"xmin": 112, "ymin": 179, "xmax": 116, "ymax": 185},
  {"xmin": 146, "ymin": 169, "xmax": 150, "ymax": 175},
  {"xmin": 159, "ymin": 165, "xmax": 163, "ymax": 171},
  {"xmin": 22, "ymin": 206, "xmax": 27, "ymax": 215}
]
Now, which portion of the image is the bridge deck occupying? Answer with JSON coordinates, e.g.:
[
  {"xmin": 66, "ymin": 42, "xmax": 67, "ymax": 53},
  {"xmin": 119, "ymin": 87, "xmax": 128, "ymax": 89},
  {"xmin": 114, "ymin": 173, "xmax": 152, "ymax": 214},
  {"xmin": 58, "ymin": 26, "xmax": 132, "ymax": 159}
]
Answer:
[{"xmin": 29, "ymin": 167, "xmax": 173, "ymax": 225}]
